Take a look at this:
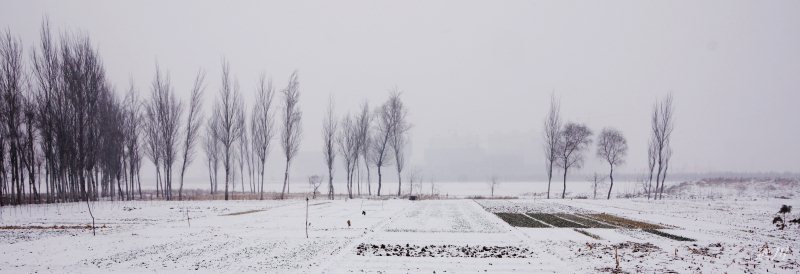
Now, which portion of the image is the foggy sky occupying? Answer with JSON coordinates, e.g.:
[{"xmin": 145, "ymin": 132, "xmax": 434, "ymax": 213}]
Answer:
[{"xmin": 2, "ymin": 0, "xmax": 799, "ymax": 185}]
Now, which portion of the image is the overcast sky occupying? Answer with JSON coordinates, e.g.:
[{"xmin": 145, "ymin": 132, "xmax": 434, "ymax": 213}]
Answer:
[{"xmin": 2, "ymin": 0, "xmax": 798, "ymax": 185}]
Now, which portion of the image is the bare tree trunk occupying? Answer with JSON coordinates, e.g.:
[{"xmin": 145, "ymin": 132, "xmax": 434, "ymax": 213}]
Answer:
[
  {"xmin": 179, "ymin": 169, "xmax": 186, "ymax": 201},
  {"xmin": 562, "ymin": 167, "xmax": 568, "ymax": 199},
  {"xmin": 137, "ymin": 168, "xmax": 142, "ymax": 199},
  {"xmin": 328, "ymin": 167, "xmax": 334, "ymax": 200},
  {"xmin": 356, "ymin": 163, "xmax": 361, "ymax": 195},
  {"xmin": 305, "ymin": 198, "xmax": 309, "ymax": 238},
  {"xmin": 281, "ymin": 162, "xmax": 290, "ymax": 199},
  {"xmin": 259, "ymin": 162, "xmax": 265, "ymax": 200},
  {"xmin": 659, "ymin": 156, "xmax": 670, "ymax": 199},
  {"xmin": 654, "ymin": 162, "xmax": 663, "ymax": 200},
  {"xmin": 155, "ymin": 165, "xmax": 161, "ymax": 198},
  {"xmin": 224, "ymin": 163, "xmax": 230, "ymax": 200},
  {"xmin": 397, "ymin": 172, "xmax": 402, "ymax": 196},
  {"xmin": 646, "ymin": 171, "xmax": 653, "ymax": 200},
  {"xmin": 546, "ymin": 163, "xmax": 553, "ymax": 199},
  {"xmin": 207, "ymin": 160, "xmax": 213, "ymax": 195},
  {"xmin": 606, "ymin": 165, "xmax": 614, "ymax": 200},
  {"xmin": 377, "ymin": 166, "xmax": 382, "ymax": 196},
  {"xmin": 86, "ymin": 197, "xmax": 95, "ymax": 236},
  {"xmin": 365, "ymin": 161, "xmax": 371, "ymax": 195}
]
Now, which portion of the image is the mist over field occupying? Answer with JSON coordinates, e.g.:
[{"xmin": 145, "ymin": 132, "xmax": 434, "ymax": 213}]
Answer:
[{"xmin": 2, "ymin": 0, "xmax": 799, "ymax": 186}]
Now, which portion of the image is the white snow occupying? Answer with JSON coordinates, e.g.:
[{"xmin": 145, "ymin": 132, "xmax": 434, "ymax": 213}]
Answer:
[{"xmin": 1, "ymin": 193, "xmax": 798, "ymax": 273}]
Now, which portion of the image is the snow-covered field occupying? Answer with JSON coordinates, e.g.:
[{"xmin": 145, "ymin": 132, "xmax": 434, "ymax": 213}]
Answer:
[{"xmin": 1, "ymin": 195, "xmax": 798, "ymax": 273}]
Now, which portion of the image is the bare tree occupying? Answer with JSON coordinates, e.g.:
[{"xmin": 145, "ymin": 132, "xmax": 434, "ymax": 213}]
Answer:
[
  {"xmin": 387, "ymin": 91, "xmax": 410, "ymax": 196},
  {"xmin": 147, "ymin": 65, "xmax": 183, "ymax": 200},
  {"xmin": 251, "ymin": 74, "xmax": 276, "ymax": 200},
  {"xmin": 308, "ymin": 175, "xmax": 322, "ymax": 199},
  {"xmin": 236, "ymin": 112, "xmax": 249, "ymax": 193},
  {"xmin": 143, "ymin": 88, "xmax": 162, "ymax": 198},
  {"xmin": 322, "ymin": 96, "xmax": 337, "ymax": 200},
  {"xmin": 122, "ymin": 85, "xmax": 143, "ymax": 199},
  {"xmin": 31, "ymin": 18, "xmax": 60, "ymax": 203},
  {"xmin": 646, "ymin": 137, "xmax": 657, "ymax": 199},
  {"xmin": 178, "ymin": 70, "xmax": 205, "ymax": 200},
  {"xmin": 22, "ymin": 88, "xmax": 39, "ymax": 203},
  {"xmin": 211, "ymin": 59, "xmax": 244, "ymax": 201},
  {"xmin": 203, "ymin": 120, "xmax": 220, "ymax": 195},
  {"xmin": 650, "ymin": 95, "xmax": 675, "ymax": 200},
  {"xmin": 392, "ymin": 135, "xmax": 406, "ymax": 196},
  {"xmin": 279, "ymin": 71, "xmax": 302, "ymax": 199},
  {"xmin": 1, "ymin": 31, "xmax": 25, "ymax": 205},
  {"xmin": 543, "ymin": 94, "xmax": 561, "ymax": 199},
  {"xmin": 4, "ymin": 19, "xmax": 134, "ymax": 205},
  {"xmin": 406, "ymin": 169, "xmax": 421, "ymax": 196},
  {"xmin": 338, "ymin": 114, "xmax": 359, "ymax": 198},
  {"xmin": 597, "ymin": 128, "xmax": 627, "ymax": 199},
  {"xmin": 371, "ymin": 100, "xmax": 393, "ymax": 196},
  {"xmin": 659, "ymin": 146, "xmax": 672, "ymax": 199},
  {"xmin": 488, "ymin": 176, "xmax": 499, "ymax": 197},
  {"xmin": 355, "ymin": 101, "xmax": 372, "ymax": 195},
  {"xmin": 590, "ymin": 173, "xmax": 607, "ymax": 199},
  {"xmin": 556, "ymin": 122, "xmax": 592, "ymax": 199}
]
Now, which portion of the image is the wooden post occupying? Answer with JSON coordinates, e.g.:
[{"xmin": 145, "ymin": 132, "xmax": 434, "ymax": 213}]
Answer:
[
  {"xmin": 305, "ymin": 197, "xmax": 309, "ymax": 238},
  {"xmin": 86, "ymin": 198, "xmax": 95, "ymax": 236}
]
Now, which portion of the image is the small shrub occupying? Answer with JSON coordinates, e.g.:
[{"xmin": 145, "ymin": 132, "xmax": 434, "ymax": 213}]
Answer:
[
  {"xmin": 774, "ymin": 204, "xmax": 793, "ymax": 230},
  {"xmin": 779, "ymin": 204, "xmax": 792, "ymax": 214}
]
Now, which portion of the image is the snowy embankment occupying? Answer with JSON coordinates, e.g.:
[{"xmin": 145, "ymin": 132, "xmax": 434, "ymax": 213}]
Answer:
[{"xmin": 0, "ymin": 197, "xmax": 798, "ymax": 273}]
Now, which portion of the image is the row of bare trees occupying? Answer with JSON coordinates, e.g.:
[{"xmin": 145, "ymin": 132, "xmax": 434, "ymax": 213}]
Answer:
[
  {"xmin": 202, "ymin": 61, "xmax": 301, "ymax": 201},
  {"xmin": 646, "ymin": 95, "xmax": 674, "ymax": 200},
  {"xmin": 0, "ymin": 20, "xmax": 152, "ymax": 205},
  {"xmin": 542, "ymin": 95, "xmax": 672, "ymax": 200},
  {"xmin": 0, "ymin": 19, "xmax": 417, "ymax": 205},
  {"xmin": 0, "ymin": 19, "xmax": 223, "ymax": 205},
  {"xmin": 322, "ymin": 91, "xmax": 410, "ymax": 199},
  {"xmin": 0, "ymin": 19, "xmax": 303, "ymax": 205}
]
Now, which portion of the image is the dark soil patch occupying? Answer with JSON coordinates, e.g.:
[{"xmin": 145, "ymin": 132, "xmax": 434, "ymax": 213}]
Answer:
[
  {"xmin": 686, "ymin": 243, "xmax": 723, "ymax": 257},
  {"xmin": 221, "ymin": 209, "xmax": 265, "ymax": 216},
  {"xmin": 494, "ymin": 213, "xmax": 549, "ymax": 228},
  {"xmin": 527, "ymin": 213, "xmax": 587, "ymax": 228},
  {"xmin": 643, "ymin": 229, "xmax": 694, "ymax": 241},
  {"xmin": 596, "ymin": 266, "xmax": 629, "ymax": 273},
  {"xmin": 0, "ymin": 224, "xmax": 104, "ymax": 230},
  {"xmin": 574, "ymin": 228, "xmax": 602, "ymax": 240},
  {"xmin": 356, "ymin": 243, "xmax": 535, "ymax": 258},
  {"xmin": 557, "ymin": 213, "xmax": 617, "ymax": 228},
  {"xmin": 612, "ymin": 241, "xmax": 660, "ymax": 252},
  {"xmin": 582, "ymin": 213, "xmax": 664, "ymax": 229}
]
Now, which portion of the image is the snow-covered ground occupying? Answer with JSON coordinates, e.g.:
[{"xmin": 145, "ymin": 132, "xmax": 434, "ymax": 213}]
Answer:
[{"xmin": 1, "ymin": 195, "xmax": 798, "ymax": 273}]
